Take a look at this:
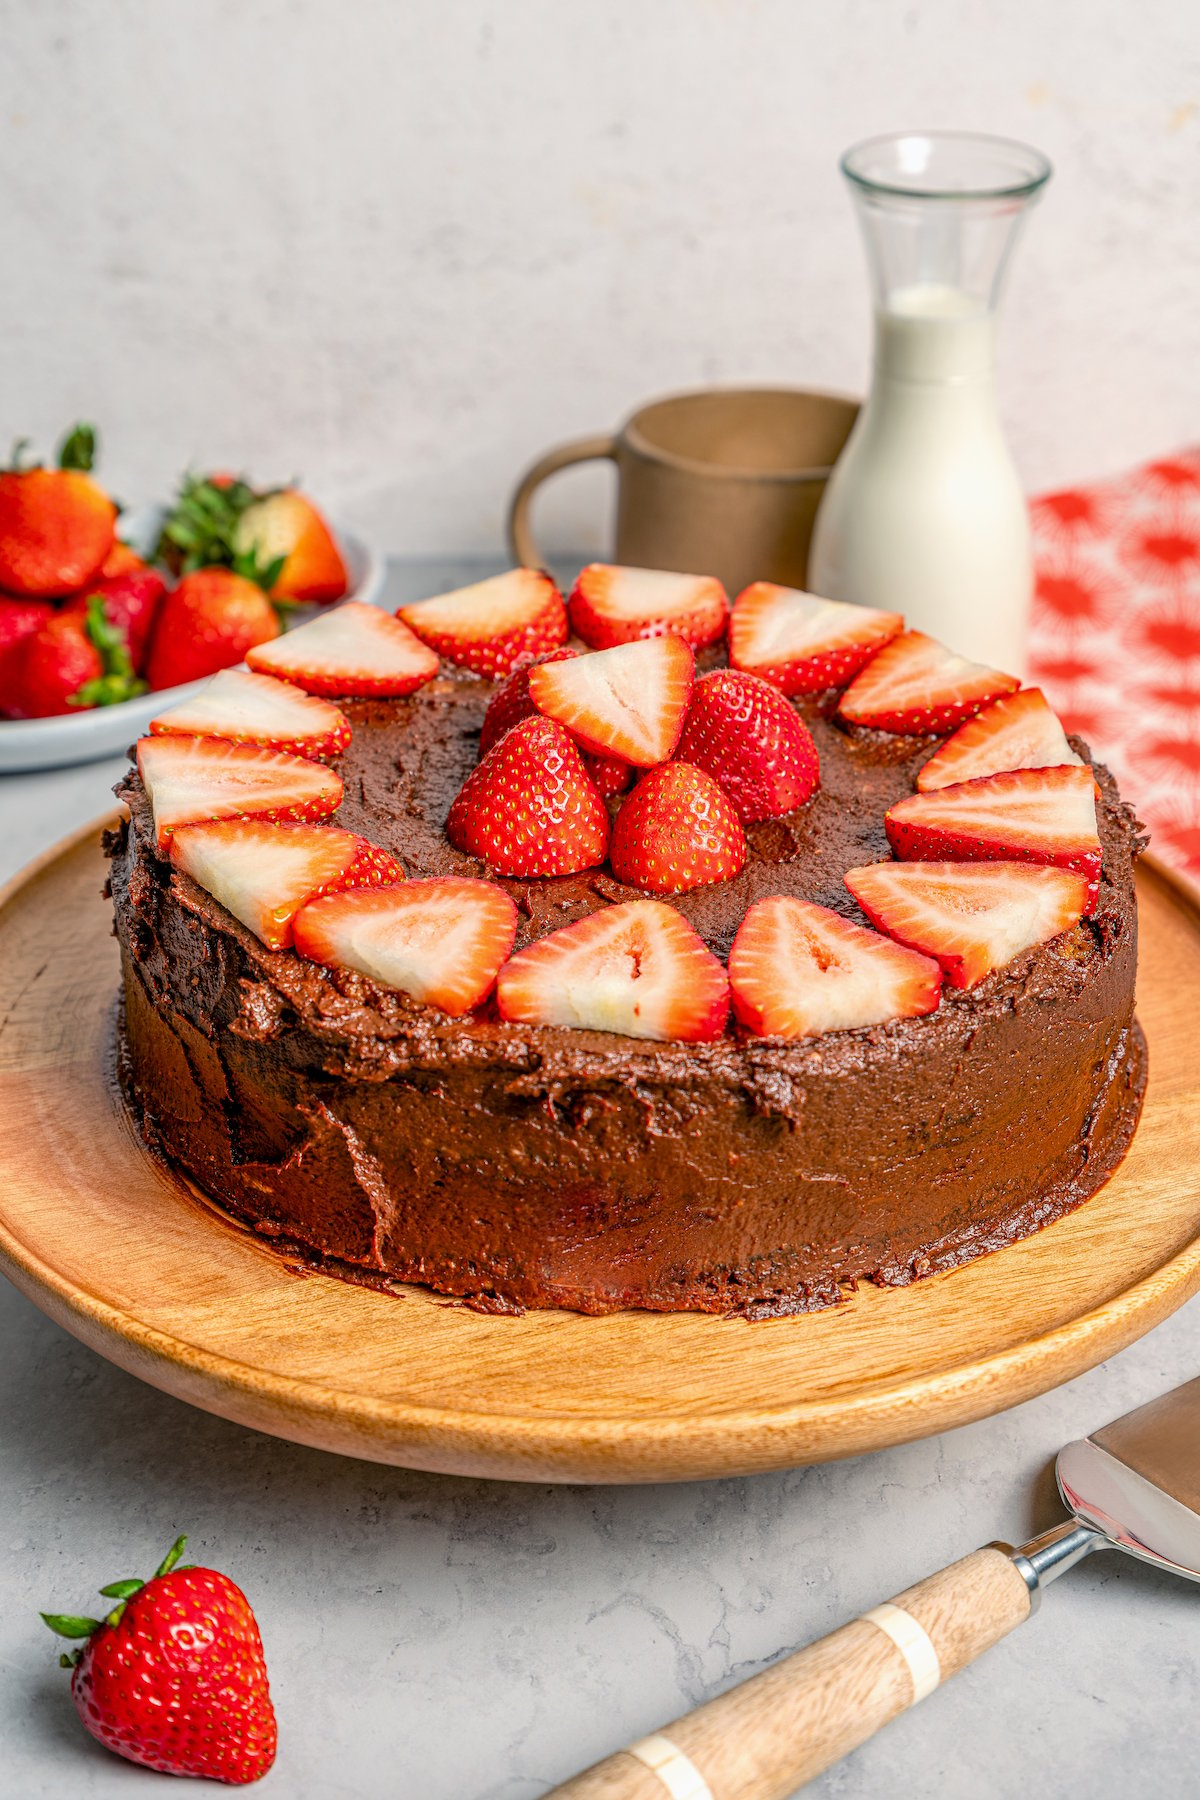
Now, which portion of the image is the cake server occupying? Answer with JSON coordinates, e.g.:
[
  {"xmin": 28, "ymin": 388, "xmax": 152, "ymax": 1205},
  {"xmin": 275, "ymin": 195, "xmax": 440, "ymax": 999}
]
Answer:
[{"xmin": 547, "ymin": 1375, "xmax": 1200, "ymax": 1798}]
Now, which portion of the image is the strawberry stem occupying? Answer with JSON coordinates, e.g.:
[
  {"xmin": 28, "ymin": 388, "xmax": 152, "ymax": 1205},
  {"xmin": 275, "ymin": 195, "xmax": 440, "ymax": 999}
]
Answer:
[
  {"xmin": 154, "ymin": 1535, "xmax": 187, "ymax": 1579},
  {"xmin": 41, "ymin": 1612, "xmax": 102, "ymax": 1638},
  {"xmin": 71, "ymin": 594, "xmax": 147, "ymax": 708},
  {"xmin": 98, "ymin": 1578, "xmax": 145, "ymax": 1600},
  {"xmin": 57, "ymin": 423, "xmax": 97, "ymax": 473}
]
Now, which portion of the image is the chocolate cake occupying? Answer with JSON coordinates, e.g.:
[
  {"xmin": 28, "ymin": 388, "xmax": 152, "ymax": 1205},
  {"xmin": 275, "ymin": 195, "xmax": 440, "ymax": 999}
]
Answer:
[{"xmin": 109, "ymin": 654, "xmax": 1146, "ymax": 1316}]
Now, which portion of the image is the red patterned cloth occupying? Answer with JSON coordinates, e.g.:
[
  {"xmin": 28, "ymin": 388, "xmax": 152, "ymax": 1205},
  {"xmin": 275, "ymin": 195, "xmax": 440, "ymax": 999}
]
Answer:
[{"xmin": 1030, "ymin": 449, "xmax": 1200, "ymax": 882}]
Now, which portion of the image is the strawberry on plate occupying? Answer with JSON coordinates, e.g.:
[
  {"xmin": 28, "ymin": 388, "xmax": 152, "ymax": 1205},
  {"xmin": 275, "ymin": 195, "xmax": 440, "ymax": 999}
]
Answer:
[
  {"xmin": 247, "ymin": 599, "xmax": 439, "ymax": 699},
  {"xmin": 528, "ymin": 636, "xmax": 694, "ymax": 767},
  {"xmin": 145, "ymin": 569, "xmax": 280, "ymax": 691},
  {"xmin": 844, "ymin": 859, "xmax": 1089, "ymax": 989},
  {"xmin": 151, "ymin": 668, "xmax": 352, "ymax": 760},
  {"xmin": 398, "ymin": 568, "xmax": 567, "ymax": 679},
  {"xmin": 568, "ymin": 563, "xmax": 729, "ymax": 650},
  {"xmin": 98, "ymin": 538, "xmax": 149, "ymax": 580},
  {"xmin": 42, "ymin": 1532, "xmax": 276, "ymax": 1785},
  {"xmin": 0, "ymin": 423, "xmax": 115, "ymax": 598},
  {"xmin": 676, "ymin": 668, "xmax": 820, "ymax": 823},
  {"xmin": 729, "ymin": 894, "xmax": 942, "ymax": 1038},
  {"xmin": 837, "ymin": 630, "xmax": 1019, "ymax": 734},
  {"xmin": 170, "ymin": 820, "xmax": 372, "ymax": 949},
  {"xmin": 136, "ymin": 735, "xmax": 343, "ymax": 850},
  {"xmin": 64, "ymin": 565, "xmax": 167, "ymax": 676},
  {"xmin": 609, "ymin": 761, "xmax": 746, "ymax": 894},
  {"xmin": 729, "ymin": 584, "xmax": 903, "ymax": 694},
  {"xmin": 294, "ymin": 876, "xmax": 517, "ymax": 1014},
  {"xmin": 885, "ymin": 764, "xmax": 1102, "ymax": 912},
  {"xmin": 916, "ymin": 687, "xmax": 1084, "ymax": 792},
  {"xmin": 0, "ymin": 595, "xmax": 54, "ymax": 685},
  {"xmin": 0, "ymin": 600, "xmax": 144, "ymax": 718},
  {"xmin": 446, "ymin": 713, "xmax": 609, "ymax": 877},
  {"xmin": 496, "ymin": 897, "xmax": 730, "ymax": 1041},
  {"xmin": 232, "ymin": 489, "xmax": 349, "ymax": 604}
]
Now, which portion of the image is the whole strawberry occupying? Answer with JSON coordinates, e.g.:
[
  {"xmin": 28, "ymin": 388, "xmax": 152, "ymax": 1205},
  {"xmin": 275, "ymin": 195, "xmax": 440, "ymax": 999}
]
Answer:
[
  {"xmin": 146, "ymin": 568, "xmax": 280, "ymax": 690},
  {"xmin": 0, "ymin": 423, "xmax": 116, "ymax": 597},
  {"xmin": 233, "ymin": 490, "xmax": 349, "ymax": 604},
  {"xmin": 676, "ymin": 669, "xmax": 820, "ymax": 823},
  {"xmin": 65, "ymin": 565, "xmax": 167, "ymax": 676},
  {"xmin": 42, "ymin": 1534, "xmax": 276, "ymax": 1786},
  {"xmin": 0, "ymin": 599, "xmax": 145, "ymax": 717},
  {"xmin": 446, "ymin": 712, "xmax": 610, "ymax": 877},
  {"xmin": 610, "ymin": 761, "xmax": 747, "ymax": 894},
  {"xmin": 0, "ymin": 595, "xmax": 55, "ymax": 678}
]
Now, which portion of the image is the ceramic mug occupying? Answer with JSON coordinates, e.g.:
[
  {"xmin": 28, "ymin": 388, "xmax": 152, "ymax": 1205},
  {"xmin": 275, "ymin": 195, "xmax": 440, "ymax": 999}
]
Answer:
[{"xmin": 507, "ymin": 386, "xmax": 859, "ymax": 599}]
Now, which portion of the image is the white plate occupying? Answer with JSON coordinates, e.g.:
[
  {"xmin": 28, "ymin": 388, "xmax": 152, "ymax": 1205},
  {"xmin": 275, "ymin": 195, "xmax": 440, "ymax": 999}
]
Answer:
[{"xmin": 0, "ymin": 508, "xmax": 386, "ymax": 774}]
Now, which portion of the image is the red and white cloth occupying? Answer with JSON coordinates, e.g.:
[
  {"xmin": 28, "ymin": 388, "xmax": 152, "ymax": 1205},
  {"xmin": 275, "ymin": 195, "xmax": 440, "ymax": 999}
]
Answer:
[{"xmin": 1029, "ymin": 449, "xmax": 1200, "ymax": 883}]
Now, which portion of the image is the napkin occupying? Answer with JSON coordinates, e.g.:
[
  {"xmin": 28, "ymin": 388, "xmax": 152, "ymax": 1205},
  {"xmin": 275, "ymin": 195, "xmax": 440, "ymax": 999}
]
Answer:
[{"xmin": 1029, "ymin": 450, "xmax": 1200, "ymax": 882}]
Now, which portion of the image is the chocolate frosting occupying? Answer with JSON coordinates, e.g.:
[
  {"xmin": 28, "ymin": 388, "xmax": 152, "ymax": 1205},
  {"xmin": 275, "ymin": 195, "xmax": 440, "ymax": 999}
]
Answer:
[{"xmin": 110, "ymin": 672, "xmax": 1147, "ymax": 1315}]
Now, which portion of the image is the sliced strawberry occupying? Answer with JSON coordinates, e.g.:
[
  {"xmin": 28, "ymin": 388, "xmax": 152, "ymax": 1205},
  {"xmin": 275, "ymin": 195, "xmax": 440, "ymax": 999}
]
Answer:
[
  {"xmin": 398, "ymin": 569, "xmax": 567, "ymax": 678},
  {"xmin": 729, "ymin": 895, "xmax": 941, "ymax": 1038},
  {"xmin": 169, "ymin": 820, "xmax": 363, "ymax": 950},
  {"xmin": 609, "ymin": 762, "xmax": 746, "ymax": 894},
  {"xmin": 246, "ymin": 600, "xmax": 439, "ymax": 699},
  {"xmin": 496, "ymin": 898, "xmax": 729, "ymax": 1041},
  {"xmin": 885, "ymin": 764, "xmax": 1102, "ymax": 912},
  {"xmin": 837, "ymin": 630, "xmax": 1019, "ymax": 734},
  {"xmin": 150, "ymin": 668, "xmax": 352, "ymax": 759},
  {"xmin": 916, "ymin": 687, "xmax": 1084, "ymax": 792},
  {"xmin": 568, "ymin": 564, "xmax": 729, "ymax": 650},
  {"xmin": 294, "ymin": 877, "xmax": 517, "ymax": 1016},
  {"xmin": 844, "ymin": 860, "xmax": 1088, "ymax": 990},
  {"xmin": 675, "ymin": 669, "xmax": 819, "ymax": 823},
  {"xmin": 478, "ymin": 647, "xmax": 577, "ymax": 756},
  {"xmin": 136, "ymin": 735, "xmax": 343, "ymax": 851},
  {"xmin": 582, "ymin": 750, "xmax": 633, "ymax": 798},
  {"xmin": 729, "ymin": 584, "xmax": 903, "ymax": 694},
  {"xmin": 445, "ymin": 714, "xmax": 609, "ymax": 877},
  {"xmin": 528, "ymin": 636, "xmax": 694, "ymax": 767}
]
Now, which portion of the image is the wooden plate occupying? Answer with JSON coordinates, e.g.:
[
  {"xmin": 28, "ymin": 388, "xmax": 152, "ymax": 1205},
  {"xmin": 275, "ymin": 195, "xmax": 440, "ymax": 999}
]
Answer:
[{"xmin": 1, "ymin": 818, "xmax": 1198, "ymax": 1485}]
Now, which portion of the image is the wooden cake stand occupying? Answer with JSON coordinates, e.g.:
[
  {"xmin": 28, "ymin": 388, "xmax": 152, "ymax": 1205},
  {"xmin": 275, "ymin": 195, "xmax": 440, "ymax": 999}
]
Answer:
[{"xmin": 0, "ymin": 816, "xmax": 1197, "ymax": 1485}]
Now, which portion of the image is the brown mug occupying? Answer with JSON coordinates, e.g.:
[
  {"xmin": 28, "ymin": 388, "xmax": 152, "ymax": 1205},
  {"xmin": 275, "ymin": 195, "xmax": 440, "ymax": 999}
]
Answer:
[{"xmin": 507, "ymin": 386, "xmax": 859, "ymax": 599}]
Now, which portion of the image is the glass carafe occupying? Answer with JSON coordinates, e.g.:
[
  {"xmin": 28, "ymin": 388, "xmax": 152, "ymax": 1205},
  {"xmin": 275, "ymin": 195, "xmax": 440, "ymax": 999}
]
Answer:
[{"xmin": 809, "ymin": 132, "xmax": 1051, "ymax": 673}]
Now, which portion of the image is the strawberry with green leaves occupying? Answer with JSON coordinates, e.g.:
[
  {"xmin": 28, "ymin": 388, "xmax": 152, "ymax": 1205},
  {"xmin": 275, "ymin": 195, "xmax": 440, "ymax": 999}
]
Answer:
[
  {"xmin": 0, "ymin": 596, "xmax": 145, "ymax": 718},
  {"xmin": 42, "ymin": 1533, "xmax": 276, "ymax": 1785},
  {"xmin": 0, "ymin": 423, "xmax": 116, "ymax": 597},
  {"xmin": 156, "ymin": 472, "xmax": 348, "ymax": 604},
  {"xmin": 64, "ymin": 565, "xmax": 167, "ymax": 676}
]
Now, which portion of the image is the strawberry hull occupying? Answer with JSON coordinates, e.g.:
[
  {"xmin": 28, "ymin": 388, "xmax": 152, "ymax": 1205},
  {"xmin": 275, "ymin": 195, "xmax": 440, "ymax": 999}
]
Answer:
[{"xmin": 109, "ymin": 675, "xmax": 1147, "ymax": 1317}]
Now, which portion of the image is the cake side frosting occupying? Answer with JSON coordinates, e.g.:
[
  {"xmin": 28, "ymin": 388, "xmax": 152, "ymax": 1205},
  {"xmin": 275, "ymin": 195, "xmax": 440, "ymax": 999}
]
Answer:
[{"xmin": 109, "ymin": 679, "xmax": 1146, "ymax": 1316}]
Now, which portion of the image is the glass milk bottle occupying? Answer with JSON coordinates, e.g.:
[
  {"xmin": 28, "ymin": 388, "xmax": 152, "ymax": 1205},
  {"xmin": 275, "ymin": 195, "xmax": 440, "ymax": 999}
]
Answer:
[{"xmin": 809, "ymin": 132, "xmax": 1051, "ymax": 674}]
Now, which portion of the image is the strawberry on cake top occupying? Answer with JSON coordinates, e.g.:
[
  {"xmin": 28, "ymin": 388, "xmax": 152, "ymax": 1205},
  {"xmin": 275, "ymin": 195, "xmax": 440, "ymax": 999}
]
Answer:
[{"xmin": 108, "ymin": 565, "xmax": 1146, "ymax": 1315}]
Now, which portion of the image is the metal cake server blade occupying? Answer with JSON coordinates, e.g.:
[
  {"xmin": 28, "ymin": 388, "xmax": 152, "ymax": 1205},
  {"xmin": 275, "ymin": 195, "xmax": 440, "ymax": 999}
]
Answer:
[
  {"xmin": 1049, "ymin": 1372, "xmax": 1200, "ymax": 1583},
  {"xmin": 547, "ymin": 1377, "xmax": 1200, "ymax": 1799}
]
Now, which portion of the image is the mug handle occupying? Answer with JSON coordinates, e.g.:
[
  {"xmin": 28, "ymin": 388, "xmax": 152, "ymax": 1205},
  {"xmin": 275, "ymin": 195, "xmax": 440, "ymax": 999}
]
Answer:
[{"xmin": 506, "ymin": 434, "xmax": 618, "ymax": 569}]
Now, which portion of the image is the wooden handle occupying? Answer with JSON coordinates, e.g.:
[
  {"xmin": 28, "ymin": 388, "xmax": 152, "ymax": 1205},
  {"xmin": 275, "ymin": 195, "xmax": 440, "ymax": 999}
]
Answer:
[
  {"xmin": 506, "ymin": 433, "xmax": 617, "ymax": 568},
  {"xmin": 546, "ymin": 1546, "xmax": 1032, "ymax": 1799}
]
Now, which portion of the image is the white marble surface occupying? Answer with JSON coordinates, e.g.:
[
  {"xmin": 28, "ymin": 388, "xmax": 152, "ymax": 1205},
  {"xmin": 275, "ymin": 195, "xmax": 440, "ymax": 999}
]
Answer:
[
  {"xmin": 3, "ymin": 1, "xmax": 1199, "ymax": 560},
  {"xmin": 0, "ymin": 563, "xmax": 1197, "ymax": 1798}
]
